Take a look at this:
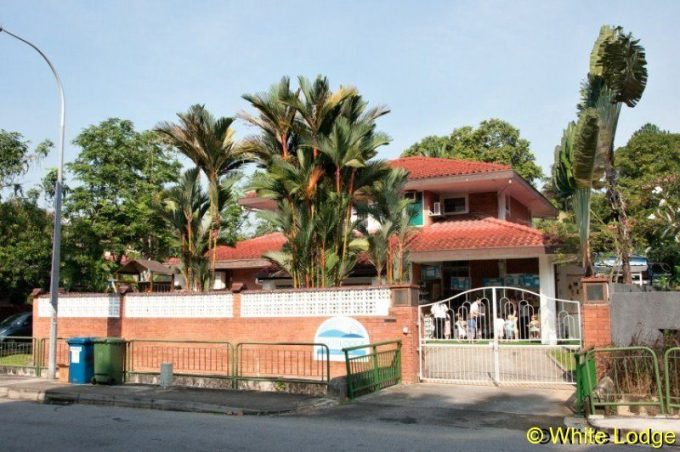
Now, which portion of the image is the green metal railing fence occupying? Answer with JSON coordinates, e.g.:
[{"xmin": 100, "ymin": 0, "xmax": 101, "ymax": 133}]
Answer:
[
  {"xmin": 125, "ymin": 340, "xmax": 234, "ymax": 382},
  {"xmin": 579, "ymin": 347, "xmax": 666, "ymax": 416},
  {"xmin": 235, "ymin": 342, "xmax": 330, "ymax": 386},
  {"xmin": 665, "ymin": 347, "xmax": 680, "ymax": 414},
  {"xmin": 0, "ymin": 337, "xmax": 41, "ymax": 375},
  {"xmin": 38, "ymin": 337, "xmax": 68, "ymax": 375},
  {"xmin": 344, "ymin": 340, "xmax": 401, "ymax": 399}
]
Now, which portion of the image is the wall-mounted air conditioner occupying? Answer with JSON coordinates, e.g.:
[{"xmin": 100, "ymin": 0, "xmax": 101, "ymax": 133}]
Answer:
[{"xmin": 430, "ymin": 201, "xmax": 442, "ymax": 216}]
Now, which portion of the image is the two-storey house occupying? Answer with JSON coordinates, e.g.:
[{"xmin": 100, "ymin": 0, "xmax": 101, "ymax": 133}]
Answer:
[{"xmin": 209, "ymin": 156, "xmax": 559, "ymax": 302}]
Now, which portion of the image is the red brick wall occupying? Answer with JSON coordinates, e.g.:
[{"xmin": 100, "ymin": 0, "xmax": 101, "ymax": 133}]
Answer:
[
  {"xmin": 32, "ymin": 301, "xmax": 120, "ymax": 339},
  {"xmin": 469, "ymin": 192, "xmax": 498, "ymax": 217},
  {"xmin": 32, "ymin": 290, "xmax": 420, "ymax": 384},
  {"xmin": 583, "ymin": 303, "xmax": 612, "ymax": 348},
  {"xmin": 507, "ymin": 196, "xmax": 532, "ymax": 225}
]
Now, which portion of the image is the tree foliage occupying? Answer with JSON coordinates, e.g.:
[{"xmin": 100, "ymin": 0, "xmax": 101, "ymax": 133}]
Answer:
[
  {"xmin": 162, "ymin": 168, "xmax": 240, "ymax": 291},
  {"xmin": 63, "ymin": 119, "xmax": 180, "ymax": 290},
  {"xmin": 402, "ymin": 119, "xmax": 543, "ymax": 185},
  {"xmin": 156, "ymin": 105, "xmax": 250, "ymax": 283},
  {"xmin": 550, "ymin": 25, "xmax": 647, "ymax": 279},
  {"xmin": 615, "ymin": 125, "xmax": 680, "ymax": 273},
  {"xmin": 243, "ymin": 75, "xmax": 411, "ymax": 288},
  {"xmin": 0, "ymin": 130, "xmax": 52, "ymax": 199},
  {"xmin": 0, "ymin": 197, "xmax": 53, "ymax": 303}
]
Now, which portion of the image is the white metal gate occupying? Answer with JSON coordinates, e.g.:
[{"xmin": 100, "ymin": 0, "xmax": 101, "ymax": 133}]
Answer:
[{"xmin": 419, "ymin": 287, "xmax": 581, "ymax": 385}]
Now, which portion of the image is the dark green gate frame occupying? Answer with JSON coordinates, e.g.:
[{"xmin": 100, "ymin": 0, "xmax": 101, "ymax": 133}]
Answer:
[
  {"xmin": 343, "ymin": 340, "xmax": 401, "ymax": 399},
  {"xmin": 665, "ymin": 347, "xmax": 680, "ymax": 414}
]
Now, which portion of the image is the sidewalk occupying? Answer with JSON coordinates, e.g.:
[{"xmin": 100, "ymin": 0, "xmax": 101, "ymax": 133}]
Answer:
[
  {"xmin": 587, "ymin": 415, "xmax": 680, "ymax": 444},
  {"xmin": 0, "ymin": 376, "xmax": 326, "ymax": 415}
]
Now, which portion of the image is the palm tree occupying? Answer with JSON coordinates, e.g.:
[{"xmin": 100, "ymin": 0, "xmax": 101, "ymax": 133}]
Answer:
[
  {"xmin": 360, "ymin": 168, "xmax": 414, "ymax": 283},
  {"xmin": 156, "ymin": 105, "xmax": 250, "ymax": 283},
  {"xmin": 241, "ymin": 77, "xmax": 300, "ymax": 161},
  {"xmin": 284, "ymin": 76, "xmax": 356, "ymax": 159},
  {"xmin": 243, "ymin": 76, "xmax": 391, "ymax": 288},
  {"xmin": 163, "ymin": 168, "xmax": 210, "ymax": 291},
  {"xmin": 552, "ymin": 25, "xmax": 647, "ymax": 280},
  {"xmin": 578, "ymin": 26, "xmax": 648, "ymax": 282}
]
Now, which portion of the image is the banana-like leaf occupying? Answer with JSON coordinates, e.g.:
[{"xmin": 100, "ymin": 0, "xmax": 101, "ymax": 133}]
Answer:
[
  {"xmin": 572, "ymin": 108, "xmax": 601, "ymax": 189},
  {"xmin": 573, "ymin": 187, "xmax": 592, "ymax": 265},
  {"xmin": 601, "ymin": 31, "xmax": 648, "ymax": 107},
  {"xmin": 589, "ymin": 25, "xmax": 617, "ymax": 76},
  {"xmin": 551, "ymin": 122, "xmax": 577, "ymax": 199}
]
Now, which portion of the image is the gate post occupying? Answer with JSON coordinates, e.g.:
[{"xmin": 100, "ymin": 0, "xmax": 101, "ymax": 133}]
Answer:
[
  {"xmin": 492, "ymin": 288, "xmax": 500, "ymax": 383},
  {"xmin": 539, "ymin": 255, "xmax": 557, "ymax": 345}
]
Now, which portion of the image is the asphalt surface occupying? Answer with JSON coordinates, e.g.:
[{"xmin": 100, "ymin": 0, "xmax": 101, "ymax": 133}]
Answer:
[{"xmin": 0, "ymin": 398, "xmax": 643, "ymax": 452}]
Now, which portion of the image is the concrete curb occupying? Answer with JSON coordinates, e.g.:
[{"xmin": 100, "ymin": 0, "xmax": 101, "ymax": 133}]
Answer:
[
  {"xmin": 0, "ymin": 386, "xmax": 306, "ymax": 416},
  {"xmin": 43, "ymin": 390, "xmax": 301, "ymax": 415},
  {"xmin": 0, "ymin": 386, "xmax": 46, "ymax": 402},
  {"xmin": 586, "ymin": 415, "xmax": 680, "ymax": 446}
]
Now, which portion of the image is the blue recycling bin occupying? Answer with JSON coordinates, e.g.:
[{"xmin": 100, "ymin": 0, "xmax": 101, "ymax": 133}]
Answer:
[{"xmin": 67, "ymin": 337, "xmax": 94, "ymax": 384}]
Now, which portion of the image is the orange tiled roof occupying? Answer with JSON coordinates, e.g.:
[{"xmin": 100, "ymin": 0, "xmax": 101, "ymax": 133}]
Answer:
[
  {"xmin": 214, "ymin": 233, "xmax": 286, "ymax": 260},
  {"xmin": 407, "ymin": 217, "xmax": 548, "ymax": 252},
  {"xmin": 389, "ymin": 156, "xmax": 511, "ymax": 180}
]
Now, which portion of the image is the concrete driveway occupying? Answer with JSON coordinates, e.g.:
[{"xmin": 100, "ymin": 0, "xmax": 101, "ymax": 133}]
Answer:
[
  {"xmin": 307, "ymin": 383, "xmax": 575, "ymax": 432},
  {"xmin": 357, "ymin": 383, "xmax": 575, "ymax": 417}
]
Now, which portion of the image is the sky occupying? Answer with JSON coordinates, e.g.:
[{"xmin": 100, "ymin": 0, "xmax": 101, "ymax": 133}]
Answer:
[{"xmin": 2, "ymin": 0, "xmax": 679, "ymax": 190}]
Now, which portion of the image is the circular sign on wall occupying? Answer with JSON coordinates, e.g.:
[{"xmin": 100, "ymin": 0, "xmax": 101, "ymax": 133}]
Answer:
[{"xmin": 314, "ymin": 316, "xmax": 370, "ymax": 361}]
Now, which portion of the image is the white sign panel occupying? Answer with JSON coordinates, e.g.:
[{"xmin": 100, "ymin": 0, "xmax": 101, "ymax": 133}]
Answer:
[
  {"xmin": 70, "ymin": 346, "xmax": 81, "ymax": 364},
  {"xmin": 314, "ymin": 316, "xmax": 370, "ymax": 362}
]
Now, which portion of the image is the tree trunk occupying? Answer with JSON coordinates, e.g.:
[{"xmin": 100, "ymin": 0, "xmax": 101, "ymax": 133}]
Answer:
[
  {"xmin": 605, "ymin": 163, "xmax": 632, "ymax": 284},
  {"xmin": 281, "ymin": 133, "xmax": 289, "ymax": 160}
]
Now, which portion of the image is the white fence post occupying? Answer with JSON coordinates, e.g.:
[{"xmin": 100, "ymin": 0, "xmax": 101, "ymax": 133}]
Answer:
[{"xmin": 539, "ymin": 255, "xmax": 557, "ymax": 345}]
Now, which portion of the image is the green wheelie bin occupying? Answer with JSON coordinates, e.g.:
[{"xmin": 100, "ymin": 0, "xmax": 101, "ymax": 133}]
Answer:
[{"xmin": 93, "ymin": 337, "xmax": 125, "ymax": 385}]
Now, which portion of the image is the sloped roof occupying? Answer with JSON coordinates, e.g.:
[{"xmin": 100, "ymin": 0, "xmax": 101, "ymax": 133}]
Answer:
[
  {"xmin": 116, "ymin": 259, "xmax": 174, "ymax": 275},
  {"xmin": 389, "ymin": 157, "xmax": 511, "ymax": 180},
  {"xmin": 214, "ymin": 233, "xmax": 287, "ymax": 260},
  {"xmin": 407, "ymin": 217, "xmax": 549, "ymax": 252},
  {"xmin": 210, "ymin": 218, "xmax": 548, "ymax": 264}
]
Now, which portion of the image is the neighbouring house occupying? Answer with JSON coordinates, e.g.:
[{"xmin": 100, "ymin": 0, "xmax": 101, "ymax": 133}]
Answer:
[
  {"xmin": 115, "ymin": 259, "xmax": 175, "ymax": 293},
  {"xmin": 194, "ymin": 157, "xmax": 561, "ymax": 302}
]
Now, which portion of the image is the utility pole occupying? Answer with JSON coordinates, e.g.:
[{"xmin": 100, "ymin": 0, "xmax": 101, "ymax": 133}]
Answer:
[{"xmin": 1, "ymin": 26, "xmax": 65, "ymax": 379}]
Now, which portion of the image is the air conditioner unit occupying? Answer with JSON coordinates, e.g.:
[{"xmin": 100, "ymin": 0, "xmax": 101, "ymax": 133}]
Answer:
[{"xmin": 430, "ymin": 202, "xmax": 442, "ymax": 216}]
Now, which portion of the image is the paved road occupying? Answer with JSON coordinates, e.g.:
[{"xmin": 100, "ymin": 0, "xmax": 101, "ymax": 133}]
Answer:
[{"xmin": 0, "ymin": 399, "xmax": 641, "ymax": 451}]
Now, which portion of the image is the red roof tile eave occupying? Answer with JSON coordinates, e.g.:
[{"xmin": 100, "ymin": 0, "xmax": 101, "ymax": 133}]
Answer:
[
  {"xmin": 389, "ymin": 157, "xmax": 512, "ymax": 180},
  {"xmin": 408, "ymin": 244, "xmax": 548, "ymax": 253}
]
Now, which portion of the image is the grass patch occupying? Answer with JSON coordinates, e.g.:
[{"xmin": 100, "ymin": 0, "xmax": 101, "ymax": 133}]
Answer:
[
  {"xmin": 549, "ymin": 349, "xmax": 576, "ymax": 371},
  {"xmin": 0, "ymin": 354, "xmax": 33, "ymax": 366}
]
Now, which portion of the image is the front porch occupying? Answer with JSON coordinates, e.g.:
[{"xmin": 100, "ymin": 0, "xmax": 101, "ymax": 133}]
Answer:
[{"xmin": 412, "ymin": 254, "xmax": 561, "ymax": 345}]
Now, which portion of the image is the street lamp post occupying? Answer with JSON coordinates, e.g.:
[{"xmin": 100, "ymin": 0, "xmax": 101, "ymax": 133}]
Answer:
[{"xmin": 1, "ymin": 26, "xmax": 65, "ymax": 379}]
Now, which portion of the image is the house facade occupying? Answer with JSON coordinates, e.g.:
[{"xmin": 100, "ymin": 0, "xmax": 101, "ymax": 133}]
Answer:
[{"xmin": 211, "ymin": 157, "xmax": 559, "ymax": 301}]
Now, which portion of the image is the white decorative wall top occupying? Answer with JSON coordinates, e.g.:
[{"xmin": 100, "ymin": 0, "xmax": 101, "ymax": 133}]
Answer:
[
  {"xmin": 125, "ymin": 294, "xmax": 233, "ymax": 318},
  {"xmin": 241, "ymin": 288, "xmax": 391, "ymax": 318},
  {"xmin": 38, "ymin": 295, "xmax": 120, "ymax": 318}
]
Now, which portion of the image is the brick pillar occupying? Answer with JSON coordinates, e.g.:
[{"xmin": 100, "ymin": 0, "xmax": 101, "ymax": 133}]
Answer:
[
  {"xmin": 232, "ymin": 292, "xmax": 241, "ymax": 318},
  {"xmin": 388, "ymin": 305, "xmax": 419, "ymax": 384},
  {"xmin": 581, "ymin": 277, "xmax": 612, "ymax": 348},
  {"xmin": 582, "ymin": 303, "xmax": 612, "ymax": 348}
]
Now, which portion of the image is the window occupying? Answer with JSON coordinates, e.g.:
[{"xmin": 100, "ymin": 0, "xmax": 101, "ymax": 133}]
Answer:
[{"xmin": 442, "ymin": 195, "xmax": 468, "ymax": 215}]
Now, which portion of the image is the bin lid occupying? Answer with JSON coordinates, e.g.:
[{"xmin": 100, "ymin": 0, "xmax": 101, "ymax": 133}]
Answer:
[
  {"xmin": 67, "ymin": 337, "xmax": 94, "ymax": 345},
  {"xmin": 93, "ymin": 337, "xmax": 125, "ymax": 344}
]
